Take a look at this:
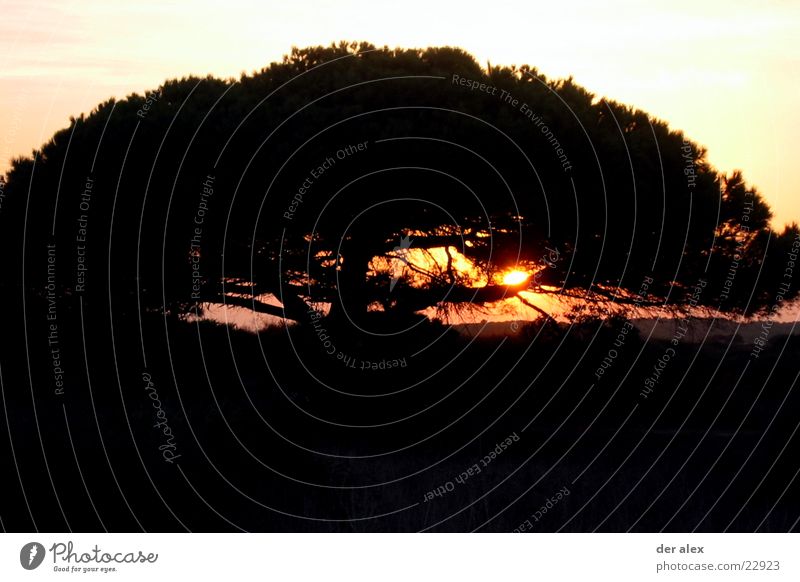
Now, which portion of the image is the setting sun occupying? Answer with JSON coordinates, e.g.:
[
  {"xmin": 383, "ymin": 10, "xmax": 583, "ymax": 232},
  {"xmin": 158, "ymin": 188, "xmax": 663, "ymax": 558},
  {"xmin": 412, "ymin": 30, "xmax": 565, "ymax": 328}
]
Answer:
[{"xmin": 502, "ymin": 270, "xmax": 530, "ymax": 286}]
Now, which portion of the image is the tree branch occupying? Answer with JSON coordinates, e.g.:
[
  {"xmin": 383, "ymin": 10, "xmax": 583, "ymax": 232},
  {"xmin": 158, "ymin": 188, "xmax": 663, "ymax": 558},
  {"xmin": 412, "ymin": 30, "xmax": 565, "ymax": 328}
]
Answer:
[{"xmin": 515, "ymin": 293, "xmax": 557, "ymax": 322}]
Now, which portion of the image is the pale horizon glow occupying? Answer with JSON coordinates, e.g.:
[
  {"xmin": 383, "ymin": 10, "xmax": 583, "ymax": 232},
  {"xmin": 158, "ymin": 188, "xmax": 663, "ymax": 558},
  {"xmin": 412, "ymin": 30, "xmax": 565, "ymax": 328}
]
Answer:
[{"xmin": 1, "ymin": 0, "xmax": 799, "ymax": 225}]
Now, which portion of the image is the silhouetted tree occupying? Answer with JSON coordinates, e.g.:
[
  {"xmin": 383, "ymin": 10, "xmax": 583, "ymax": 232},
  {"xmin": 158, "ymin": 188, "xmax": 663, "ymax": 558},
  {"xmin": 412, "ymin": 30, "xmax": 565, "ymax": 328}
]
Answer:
[{"xmin": 1, "ymin": 41, "xmax": 796, "ymax": 326}]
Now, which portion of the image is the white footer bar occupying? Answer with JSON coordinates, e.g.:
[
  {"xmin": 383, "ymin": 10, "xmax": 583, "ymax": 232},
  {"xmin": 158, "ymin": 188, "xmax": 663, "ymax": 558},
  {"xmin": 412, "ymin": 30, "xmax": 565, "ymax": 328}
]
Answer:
[{"xmin": 1, "ymin": 533, "xmax": 795, "ymax": 581}]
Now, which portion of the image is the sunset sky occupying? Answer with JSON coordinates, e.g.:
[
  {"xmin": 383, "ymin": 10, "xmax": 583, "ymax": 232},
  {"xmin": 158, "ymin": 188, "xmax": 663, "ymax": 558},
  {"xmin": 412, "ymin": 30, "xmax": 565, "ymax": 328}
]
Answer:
[{"xmin": 2, "ymin": 0, "xmax": 799, "ymax": 225}]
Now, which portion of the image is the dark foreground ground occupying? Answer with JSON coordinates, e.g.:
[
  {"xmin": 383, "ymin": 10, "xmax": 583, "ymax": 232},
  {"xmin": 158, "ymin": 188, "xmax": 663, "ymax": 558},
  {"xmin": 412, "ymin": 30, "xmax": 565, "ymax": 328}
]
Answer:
[{"xmin": 1, "ymin": 304, "xmax": 799, "ymax": 532}]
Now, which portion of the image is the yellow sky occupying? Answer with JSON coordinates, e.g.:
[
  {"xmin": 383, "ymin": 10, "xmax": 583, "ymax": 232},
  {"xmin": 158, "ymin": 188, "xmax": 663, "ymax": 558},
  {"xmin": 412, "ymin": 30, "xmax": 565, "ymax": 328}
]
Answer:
[{"xmin": 2, "ymin": 0, "xmax": 799, "ymax": 225}]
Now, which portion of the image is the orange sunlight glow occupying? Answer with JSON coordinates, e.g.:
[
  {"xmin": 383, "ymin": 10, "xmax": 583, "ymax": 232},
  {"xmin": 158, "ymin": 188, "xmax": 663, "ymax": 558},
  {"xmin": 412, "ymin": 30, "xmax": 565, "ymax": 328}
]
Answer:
[
  {"xmin": 502, "ymin": 270, "xmax": 530, "ymax": 286},
  {"xmin": 368, "ymin": 246, "xmax": 489, "ymax": 288}
]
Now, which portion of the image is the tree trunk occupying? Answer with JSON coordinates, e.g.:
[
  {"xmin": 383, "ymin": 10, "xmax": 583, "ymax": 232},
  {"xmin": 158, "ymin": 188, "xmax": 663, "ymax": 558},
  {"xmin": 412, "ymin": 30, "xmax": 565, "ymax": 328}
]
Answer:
[{"xmin": 329, "ymin": 238, "xmax": 372, "ymax": 324}]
